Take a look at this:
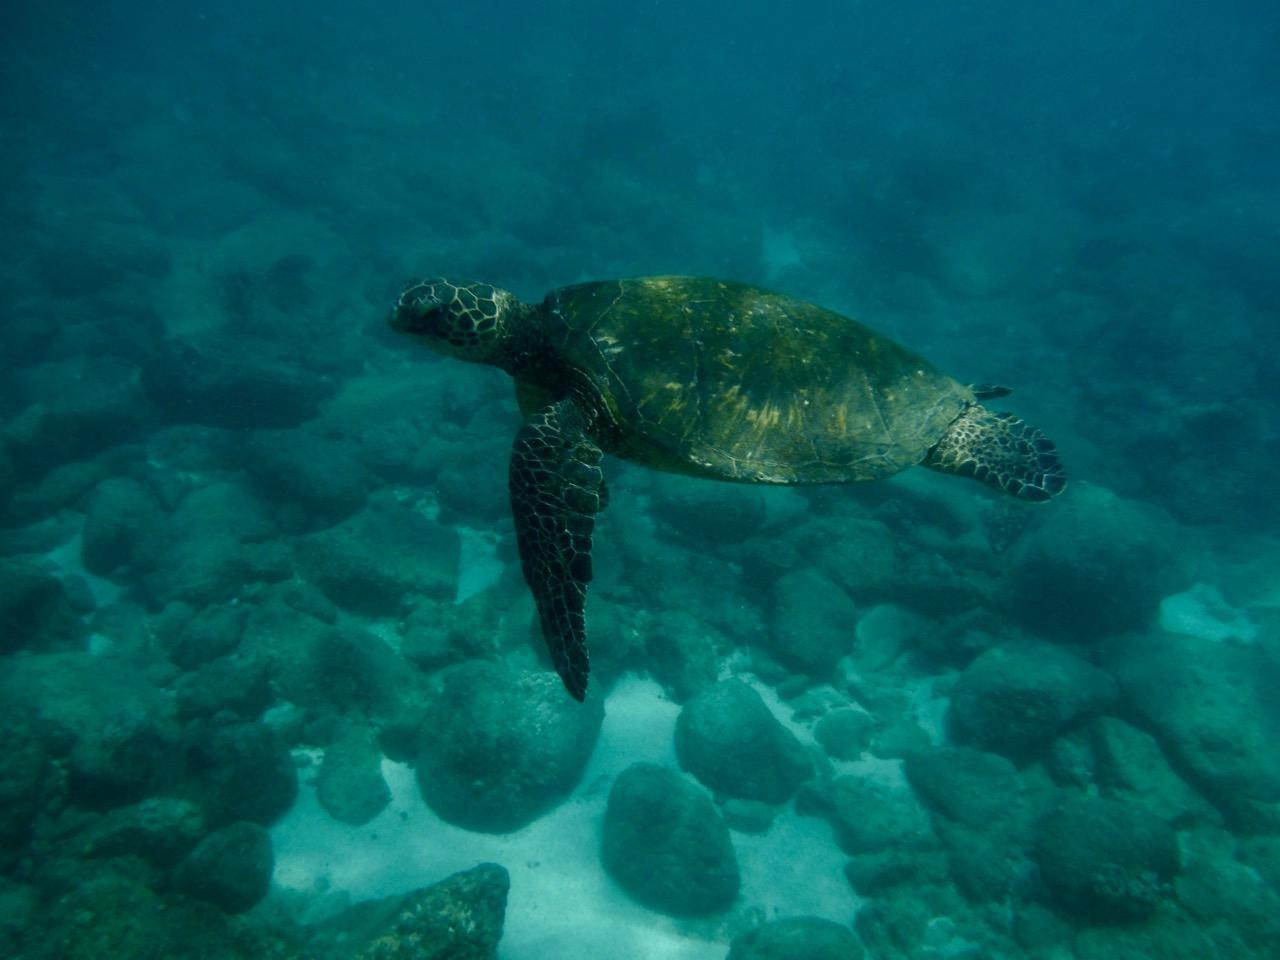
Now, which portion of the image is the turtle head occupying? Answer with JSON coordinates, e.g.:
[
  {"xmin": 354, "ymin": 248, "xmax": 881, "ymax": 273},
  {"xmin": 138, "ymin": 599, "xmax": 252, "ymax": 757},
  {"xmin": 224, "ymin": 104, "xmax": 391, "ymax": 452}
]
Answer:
[{"xmin": 390, "ymin": 278, "xmax": 518, "ymax": 364}]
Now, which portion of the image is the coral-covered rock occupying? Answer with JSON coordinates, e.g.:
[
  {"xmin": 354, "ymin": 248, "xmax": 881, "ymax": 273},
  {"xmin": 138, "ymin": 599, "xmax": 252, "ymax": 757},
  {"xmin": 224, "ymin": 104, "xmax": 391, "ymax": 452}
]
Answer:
[{"xmin": 306, "ymin": 862, "xmax": 509, "ymax": 960}]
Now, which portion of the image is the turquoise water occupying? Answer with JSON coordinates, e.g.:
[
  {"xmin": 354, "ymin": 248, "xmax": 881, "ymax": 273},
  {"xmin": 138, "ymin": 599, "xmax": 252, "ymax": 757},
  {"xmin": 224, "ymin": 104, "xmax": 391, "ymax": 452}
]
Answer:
[{"xmin": 1, "ymin": 3, "xmax": 1277, "ymax": 958}]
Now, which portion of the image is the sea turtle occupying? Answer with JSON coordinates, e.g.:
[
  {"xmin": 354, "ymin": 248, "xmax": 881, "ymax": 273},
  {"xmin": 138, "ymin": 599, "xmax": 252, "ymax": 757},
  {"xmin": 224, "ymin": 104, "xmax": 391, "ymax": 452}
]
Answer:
[{"xmin": 390, "ymin": 276, "xmax": 1065, "ymax": 700}]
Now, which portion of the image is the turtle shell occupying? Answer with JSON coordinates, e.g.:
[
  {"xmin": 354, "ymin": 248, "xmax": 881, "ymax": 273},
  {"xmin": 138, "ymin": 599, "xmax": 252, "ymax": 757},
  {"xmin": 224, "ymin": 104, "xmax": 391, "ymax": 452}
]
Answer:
[{"xmin": 540, "ymin": 276, "xmax": 973, "ymax": 484}]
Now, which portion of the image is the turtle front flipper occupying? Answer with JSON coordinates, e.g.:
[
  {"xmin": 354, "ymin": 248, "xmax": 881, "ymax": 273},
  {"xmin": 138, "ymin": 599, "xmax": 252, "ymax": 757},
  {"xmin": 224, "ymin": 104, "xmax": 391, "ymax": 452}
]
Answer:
[
  {"xmin": 924, "ymin": 404, "xmax": 1066, "ymax": 502},
  {"xmin": 509, "ymin": 399, "xmax": 606, "ymax": 701}
]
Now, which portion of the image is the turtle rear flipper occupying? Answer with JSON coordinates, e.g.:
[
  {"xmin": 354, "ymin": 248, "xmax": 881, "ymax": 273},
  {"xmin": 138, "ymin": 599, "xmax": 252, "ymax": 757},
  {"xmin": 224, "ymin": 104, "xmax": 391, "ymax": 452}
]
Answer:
[
  {"xmin": 924, "ymin": 404, "xmax": 1066, "ymax": 502},
  {"xmin": 509, "ymin": 399, "xmax": 606, "ymax": 700}
]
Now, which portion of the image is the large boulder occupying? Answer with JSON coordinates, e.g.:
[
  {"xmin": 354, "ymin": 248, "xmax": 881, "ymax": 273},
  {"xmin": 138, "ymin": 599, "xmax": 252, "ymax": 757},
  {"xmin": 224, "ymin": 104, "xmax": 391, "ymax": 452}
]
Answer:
[
  {"xmin": 903, "ymin": 746, "xmax": 1028, "ymax": 833},
  {"xmin": 240, "ymin": 428, "xmax": 371, "ymax": 527},
  {"xmin": 601, "ymin": 763, "xmax": 739, "ymax": 916},
  {"xmin": 138, "ymin": 480, "xmax": 287, "ymax": 607},
  {"xmin": 182, "ymin": 721, "xmax": 298, "ymax": 828},
  {"xmin": 317, "ymin": 721, "xmax": 390, "ymax": 826},
  {"xmin": 821, "ymin": 774, "xmax": 935, "ymax": 855},
  {"xmin": 674, "ymin": 679, "xmax": 811, "ymax": 803},
  {"xmin": 306, "ymin": 863, "xmax": 509, "ymax": 960},
  {"xmin": 1004, "ymin": 485, "xmax": 1183, "ymax": 640},
  {"xmin": 295, "ymin": 491, "xmax": 459, "ymax": 615},
  {"xmin": 80, "ymin": 477, "xmax": 163, "ymax": 576},
  {"xmin": 79, "ymin": 796, "xmax": 206, "ymax": 866},
  {"xmin": 0, "ymin": 556, "xmax": 83, "ymax": 654},
  {"xmin": 0, "ymin": 706, "xmax": 52, "ymax": 861},
  {"xmin": 1106, "ymin": 629, "xmax": 1280, "ymax": 832},
  {"xmin": 948, "ymin": 642, "xmax": 1118, "ymax": 761},
  {"xmin": 768, "ymin": 567, "xmax": 858, "ymax": 675},
  {"xmin": 1034, "ymin": 794, "xmax": 1179, "ymax": 922},
  {"xmin": 415, "ymin": 661, "xmax": 603, "ymax": 832},
  {"xmin": 0, "ymin": 653, "xmax": 178, "ymax": 809},
  {"xmin": 174, "ymin": 821, "xmax": 274, "ymax": 914},
  {"xmin": 5, "ymin": 356, "xmax": 151, "ymax": 475},
  {"xmin": 727, "ymin": 916, "xmax": 864, "ymax": 960},
  {"xmin": 142, "ymin": 332, "xmax": 335, "ymax": 429}
]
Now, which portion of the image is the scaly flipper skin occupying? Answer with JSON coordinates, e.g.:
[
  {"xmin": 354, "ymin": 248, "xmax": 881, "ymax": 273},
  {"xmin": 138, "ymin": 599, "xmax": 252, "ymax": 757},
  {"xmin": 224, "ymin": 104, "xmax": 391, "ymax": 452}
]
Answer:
[
  {"xmin": 924, "ymin": 403, "xmax": 1066, "ymax": 502},
  {"xmin": 509, "ymin": 399, "xmax": 606, "ymax": 700}
]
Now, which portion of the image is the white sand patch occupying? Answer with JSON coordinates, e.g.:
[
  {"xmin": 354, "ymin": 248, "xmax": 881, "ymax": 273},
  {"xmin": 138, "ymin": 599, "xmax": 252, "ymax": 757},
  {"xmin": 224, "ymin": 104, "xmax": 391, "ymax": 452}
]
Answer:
[
  {"xmin": 271, "ymin": 674, "xmax": 859, "ymax": 958},
  {"xmin": 455, "ymin": 526, "xmax": 505, "ymax": 602},
  {"xmin": 1159, "ymin": 582, "xmax": 1258, "ymax": 644}
]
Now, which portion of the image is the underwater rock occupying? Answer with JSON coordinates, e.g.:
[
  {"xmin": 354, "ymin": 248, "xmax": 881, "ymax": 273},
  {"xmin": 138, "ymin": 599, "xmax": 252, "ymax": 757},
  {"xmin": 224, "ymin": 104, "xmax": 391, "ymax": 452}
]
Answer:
[
  {"xmin": 1004, "ymin": 484, "xmax": 1182, "ymax": 640},
  {"xmin": 80, "ymin": 476, "xmax": 163, "ymax": 576},
  {"xmin": 182, "ymin": 720, "xmax": 297, "ymax": 828},
  {"xmin": 813, "ymin": 707, "xmax": 876, "ymax": 760},
  {"xmin": 161, "ymin": 601, "xmax": 247, "ymax": 671},
  {"xmin": 822, "ymin": 773, "xmax": 935, "ymax": 856},
  {"xmin": 806, "ymin": 517, "xmax": 901, "ymax": 603},
  {"xmin": 241, "ymin": 428, "xmax": 372, "ymax": 528},
  {"xmin": 316, "ymin": 721, "xmax": 390, "ymax": 826},
  {"xmin": 601, "ymin": 763, "xmax": 739, "ymax": 917},
  {"xmin": 726, "ymin": 916, "xmax": 864, "ymax": 960},
  {"xmin": 0, "ymin": 555, "xmax": 82, "ymax": 653},
  {"xmin": 844, "ymin": 848, "xmax": 951, "ymax": 898},
  {"xmin": 1085, "ymin": 716, "xmax": 1219, "ymax": 827},
  {"xmin": 674, "ymin": 679, "xmax": 811, "ymax": 804},
  {"xmin": 649, "ymin": 483, "xmax": 768, "ymax": 547},
  {"xmin": 948, "ymin": 642, "xmax": 1118, "ymax": 761},
  {"xmin": 142, "ymin": 331, "xmax": 335, "ymax": 430},
  {"xmin": 1107, "ymin": 629, "xmax": 1280, "ymax": 832},
  {"xmin": 1175, "ymin": 827, "xmax": 1280, "ymax": 954},
  {"xmin": 1034, "ymin": 793, "xmax": 1179, "ymax": 922},
  {"xmin": 139, "ymin": 480, "xmax": 283, "ymax": 607},
  {"xmin": 719, "ymin": 798, "xmax": 778, "ymax": 834},
  {"xmin": 10, "ymin": 459, "xmax": 109, "ymax": 524},
  {"xmin": 305, "ymin": 862, "xmax": 509, "ymax": 960},
  {"xmin": 6, "ymin": 356, "xmax": 151, "ymax": 476},
  {"xmin": 175, "ymin": 820, "xmax": 274, "ymax": 914},
  {"xmin": 769, "ymin": 567, "xmax": 858, "ymax": 675},
  {"xmin": 415, "ymin": 661, "xmax": 602, "ymax": 832},
  {"xmin": 0, "ymin": 652, "xmax": 179, "ymax": 809},
  {"xmin": 432, "ymin": 436, "xmax": 512, "ymax": 525},
  {"xmin": 851, "ymin": 603, "xmax": 932, "ymax": 673},
  {"xmin": 903, "ymin": 746, "xmax": 1029, "ymax": 836},
  {"xmin": 644, "ymin": 609, "xmax": 724, "ymax": 702},
  {"xmin": 1070, "ymin": 911, "xmax": 1218, "ymax": 960},
  {"xmin": 173, "ymin": 654, "xmax": 273, "ymax": 722},
  {"xmin": 0, "ymin": 705, "xmax": 52, "ymax": 861},
  {"xmin": 0, "ymin": 442, "xmax": 13, "ymax": 514},
  {"xmin": 21, "ymin": 871, "xmax": 241, "ymax": 960},
  {"xmin": 295, "ymin": 492, "xmax": 459, "ymax": 615},
  {"xmin": 79, "ymin": 796, "xmax": 205, "ymax": 867}
]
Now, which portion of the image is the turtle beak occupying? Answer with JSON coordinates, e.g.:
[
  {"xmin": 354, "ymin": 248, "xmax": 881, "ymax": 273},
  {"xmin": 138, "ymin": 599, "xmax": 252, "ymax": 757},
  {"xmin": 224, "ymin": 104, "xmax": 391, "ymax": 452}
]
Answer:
[{"xmin": 389, "ymin": 290, "xmax": 441, "ymax": 336}]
